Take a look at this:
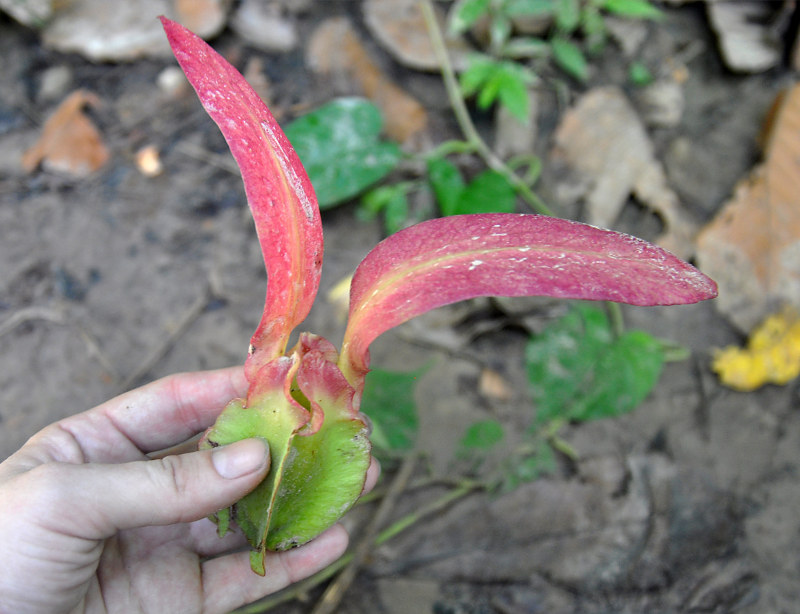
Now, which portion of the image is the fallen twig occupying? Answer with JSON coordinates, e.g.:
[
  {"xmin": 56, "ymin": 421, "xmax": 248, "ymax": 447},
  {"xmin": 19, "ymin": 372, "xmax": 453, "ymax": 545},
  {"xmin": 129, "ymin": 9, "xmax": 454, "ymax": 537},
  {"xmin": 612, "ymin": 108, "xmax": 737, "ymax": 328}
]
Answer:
[
  {"xmin": 235, "ymin": 478, "xmax": 482, "ymax": 613},
  {"xmin": 0, "ymin": 306, "xmax": 65, "ymax": 338}
]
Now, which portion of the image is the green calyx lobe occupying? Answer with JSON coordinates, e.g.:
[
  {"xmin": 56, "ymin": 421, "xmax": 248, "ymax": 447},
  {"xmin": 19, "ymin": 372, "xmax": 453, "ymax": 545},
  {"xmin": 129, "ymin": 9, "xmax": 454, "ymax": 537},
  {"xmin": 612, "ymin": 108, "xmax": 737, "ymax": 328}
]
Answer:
[{"xmin": 199, "ymin": 334, "xmax": 371, "ymax": 575}]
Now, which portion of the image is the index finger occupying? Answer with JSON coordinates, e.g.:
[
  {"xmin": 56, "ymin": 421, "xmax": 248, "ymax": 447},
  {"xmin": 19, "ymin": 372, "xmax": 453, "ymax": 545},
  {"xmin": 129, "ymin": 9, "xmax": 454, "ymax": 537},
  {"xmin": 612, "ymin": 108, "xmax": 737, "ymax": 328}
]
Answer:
[{"xmin": 55, "ymin": 367, "xmax": 249, "ymax": 462}]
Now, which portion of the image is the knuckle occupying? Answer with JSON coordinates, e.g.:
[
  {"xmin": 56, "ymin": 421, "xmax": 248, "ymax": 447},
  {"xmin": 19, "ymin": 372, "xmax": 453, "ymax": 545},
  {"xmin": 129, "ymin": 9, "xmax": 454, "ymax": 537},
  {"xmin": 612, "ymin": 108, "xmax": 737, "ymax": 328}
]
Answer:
[{"xmin": 151, "ymin": 454, "xmax": 193, "ymax": 499}]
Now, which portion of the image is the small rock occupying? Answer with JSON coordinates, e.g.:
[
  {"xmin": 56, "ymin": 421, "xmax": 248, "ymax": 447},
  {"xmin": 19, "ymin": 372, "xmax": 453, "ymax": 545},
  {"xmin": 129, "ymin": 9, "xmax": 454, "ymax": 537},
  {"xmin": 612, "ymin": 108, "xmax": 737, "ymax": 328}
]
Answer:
[
  {"xmin": 135, "ymin": 145, "xmax": 163, "ymax": 177},
  {"xmin": 156, "ymin": 66, "xmax": 189, "ymax": 98},
  {"xmin": 707, "ymin": 1, "xmax": 782, "ymax": 73},
  {"xmin": 41, "ymin": 0, "xmax": 172, "ymax": 61},
  {"xmin": 363, "ymin": 0, "xmax": 471, "ymax": 72},
  {"xmin": 478, "ymin": 368, "xmax": 513, "ymax": 402},
  {"xmin": 230, "ymin": 0, "xmax": 298, "ymax": 53},
  {"xmin": 40, "ymin": 0, "xmax": 228, "ymax": 61},
  {"xmin": 243, "ymin": 57, "xmax": 274, "ymax": 109},
  {"xmin": 0, "ymin": 0, "xmax": 52, "ymax": 27},
  {"xmin": 37, "ymin": 66, "xmax": 73, "ymax": 102},
  {"xmin": 174, "ymin": 0, "xmax": 229, "ymax": 39}
]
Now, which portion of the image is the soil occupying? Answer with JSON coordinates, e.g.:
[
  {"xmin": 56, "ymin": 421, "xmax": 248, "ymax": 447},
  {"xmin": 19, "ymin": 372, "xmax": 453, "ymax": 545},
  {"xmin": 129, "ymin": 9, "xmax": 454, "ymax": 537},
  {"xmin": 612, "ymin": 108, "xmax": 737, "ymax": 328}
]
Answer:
[{"xmin": 1, "ymin": 3, "xmax": 799, "ymax": 614}]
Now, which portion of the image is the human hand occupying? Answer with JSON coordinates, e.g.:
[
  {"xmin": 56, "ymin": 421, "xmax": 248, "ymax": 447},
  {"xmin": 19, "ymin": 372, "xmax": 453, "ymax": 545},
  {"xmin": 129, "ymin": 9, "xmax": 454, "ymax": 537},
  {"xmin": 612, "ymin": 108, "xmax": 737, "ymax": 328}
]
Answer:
[{"xmin": 0, "ymin": 367, "xmax": 378, "ymax": 614}]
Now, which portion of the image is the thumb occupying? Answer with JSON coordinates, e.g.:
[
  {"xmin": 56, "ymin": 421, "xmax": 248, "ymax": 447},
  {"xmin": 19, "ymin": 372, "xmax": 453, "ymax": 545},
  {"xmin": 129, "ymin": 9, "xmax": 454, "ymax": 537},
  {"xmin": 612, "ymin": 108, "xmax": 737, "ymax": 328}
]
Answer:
[{"xmin": 40, "ymin": 438, "xmax": 270, "ymax": 538}]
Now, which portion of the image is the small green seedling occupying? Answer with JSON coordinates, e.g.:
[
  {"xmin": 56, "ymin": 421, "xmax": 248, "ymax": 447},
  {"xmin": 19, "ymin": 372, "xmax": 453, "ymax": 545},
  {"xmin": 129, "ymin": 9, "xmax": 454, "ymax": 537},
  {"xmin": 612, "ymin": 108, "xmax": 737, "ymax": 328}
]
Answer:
[{"xmin": 161, "ymin": 17, "xmax": 716, "ymax": 575}]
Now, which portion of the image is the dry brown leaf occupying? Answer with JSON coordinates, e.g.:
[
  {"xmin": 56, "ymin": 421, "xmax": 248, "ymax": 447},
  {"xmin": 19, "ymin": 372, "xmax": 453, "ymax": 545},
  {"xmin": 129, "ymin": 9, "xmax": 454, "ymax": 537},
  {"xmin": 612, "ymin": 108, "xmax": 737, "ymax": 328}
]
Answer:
[
  {"xmin": 551, "ymin": 86, "xmax": 697, "ymax": 258},
  {"xmin": 697, "ymin": 84, "xmax": 800, "ymax": 332},
  {"xmin": 22, "ymin": 90, "xmax": 109, "ymax": 177},
  {"xmin": 306, "ymin": 17, "xmax": 427, "ymax": 144}
]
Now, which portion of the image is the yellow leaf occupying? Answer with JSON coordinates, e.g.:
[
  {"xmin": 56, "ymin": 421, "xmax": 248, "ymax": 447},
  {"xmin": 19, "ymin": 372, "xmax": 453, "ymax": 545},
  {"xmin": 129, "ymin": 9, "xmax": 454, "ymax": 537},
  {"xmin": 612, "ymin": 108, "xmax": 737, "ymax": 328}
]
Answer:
[{"xmin": 712, "ymin": 308, "xmax": 800, "ymax": 391}]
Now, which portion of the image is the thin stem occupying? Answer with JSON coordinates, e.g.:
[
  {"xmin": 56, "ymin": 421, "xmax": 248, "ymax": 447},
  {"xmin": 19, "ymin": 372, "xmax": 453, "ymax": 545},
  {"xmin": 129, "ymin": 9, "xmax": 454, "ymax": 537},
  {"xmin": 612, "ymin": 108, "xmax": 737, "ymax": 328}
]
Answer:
[
  {"xmin": 606, "ymin": 301, "xmax": 625, "ymax": 339},
  {"xmin": 235, "ymin": 479, "xmax": 482, "ymax": 613},
  {"xmin": 419, "ymin": 0, "xmax": 554, "ymax": 217},
  {"xmin": 310, "ymin": 453, "xmax": 418, "ymax": 614}
]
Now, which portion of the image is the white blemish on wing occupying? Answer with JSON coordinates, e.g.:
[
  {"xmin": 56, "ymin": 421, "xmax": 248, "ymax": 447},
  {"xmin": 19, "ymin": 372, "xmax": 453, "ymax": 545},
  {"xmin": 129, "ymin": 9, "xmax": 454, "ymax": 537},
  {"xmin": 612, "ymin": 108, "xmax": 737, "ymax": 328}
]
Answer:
[
  {"xmin": 468, "ymin": 260, "xmax": 484, "ymax": 271},
  {"xmin": 261, "ymin": 121, "xmax": 314, "ymax": 222}
]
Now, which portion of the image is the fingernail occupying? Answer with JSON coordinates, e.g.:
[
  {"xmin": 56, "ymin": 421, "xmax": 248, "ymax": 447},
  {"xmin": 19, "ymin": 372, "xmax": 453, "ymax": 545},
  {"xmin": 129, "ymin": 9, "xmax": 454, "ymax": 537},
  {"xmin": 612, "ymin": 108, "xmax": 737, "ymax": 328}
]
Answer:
[{"xmin": 212, "ymin": 438, "xmax": 269, "ymax": 479}]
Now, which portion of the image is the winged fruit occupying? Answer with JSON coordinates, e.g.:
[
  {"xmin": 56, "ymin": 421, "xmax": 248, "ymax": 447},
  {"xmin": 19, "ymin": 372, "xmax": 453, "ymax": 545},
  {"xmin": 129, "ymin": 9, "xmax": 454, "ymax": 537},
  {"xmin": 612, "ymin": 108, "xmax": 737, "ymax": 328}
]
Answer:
[{"xmin": 161, "ymin": 17, "xmax": 718, "ymax": 575}]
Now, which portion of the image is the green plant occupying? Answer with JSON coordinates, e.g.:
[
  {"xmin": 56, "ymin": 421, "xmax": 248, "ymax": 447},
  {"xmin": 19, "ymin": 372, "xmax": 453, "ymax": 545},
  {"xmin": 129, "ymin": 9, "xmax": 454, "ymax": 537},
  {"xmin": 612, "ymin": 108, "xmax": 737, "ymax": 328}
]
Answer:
[
  {"xmin": 283, "ymin": 98, "xmax": 402, "ymax": 208},
  {"xmin": 450, "ymin": 0, "xmax": 663, "ymax": 91},
  {"xmin": 162, "ymin": 16, "xmax": 715, "ymax": 577}
]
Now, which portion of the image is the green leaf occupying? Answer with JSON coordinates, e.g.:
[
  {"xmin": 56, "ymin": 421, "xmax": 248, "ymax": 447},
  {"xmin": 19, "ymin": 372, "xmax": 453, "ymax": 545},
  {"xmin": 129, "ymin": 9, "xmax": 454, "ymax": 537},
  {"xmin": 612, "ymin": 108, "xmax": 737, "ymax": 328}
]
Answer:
[
  {"xmin": 427, "ymin": 157, "xmax": 465, "ymax": 216},
  {"xmin": 382, "ymin": 190, "xmax": 410, "ymax": 235},
  {"xmin": 359, "ymin": 185, "xmax": 412, "ymax": 234},
  {"xmin": 580, "ymin": 5, "xmax": 607, "ymax": 54},
  {"xmin": 477, "ymin": 72, "xmax": 504, "ymax": 110},
  {"xmin": 600, "ymin": 0, "xmax": 663, "ymax": 20},
  {"xmin": 570, "ymin": 329, "xmax": 664, "ymax": 421},
  {"xmin": 450, "ymin": 0, "xmax": 491, "ymax": 34},
  {"xmin": 555, "ymin": 0, "xmax": 581, "ymax": 32},
  {"xmin": 459, "ymin": 55, "xmax": 497, "ymax": 97},
  {"xmin": 504, "ymin": 0, "xmax": 555, "ymax": 17},
  {"xmin": 502, "ymin": 36, "xmax": 550, "ymax": 59},
  {"xmin": 502, "ymin": 443, "xmax": 556, "ymax": 491},
  {"xmin": 284, "ymin": 98, "xmax": 402, "ymax": 208},
  {"xmin": 550, "ymin": 37, "xmax": 589, "ymax": 81},
  {"xmin": 489, "ymin": 13, "xmax": 513, "ymax": 51},
  {"xmin": 497, "ymin": 71, "xmax": 531, "ymax": 123},
  {"xmin": 428, "ymin": 159, "xmax": 516, "ymax": 216},
  {"xmin": 525, "ymin": 304, "xmax": 665, "ymax": 425},
  {"xmin": 360, "ymin": 367, "xmax": 424, "ymax": 455},
  {"xmin": 629, "ymin": 61, "xmax": 654, "ymax": 86},
  {"xmin": 456, "ymin": 169, "xmax": 516, "ymax": 214},
  {"xmin": 460, "ymin": 419, "xmax": 505, "ymax": 450},
  {"xmin": 461, "ymin": 55, "xmax": 536, "ymax": 122}
]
